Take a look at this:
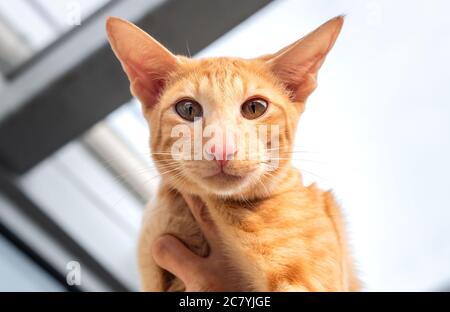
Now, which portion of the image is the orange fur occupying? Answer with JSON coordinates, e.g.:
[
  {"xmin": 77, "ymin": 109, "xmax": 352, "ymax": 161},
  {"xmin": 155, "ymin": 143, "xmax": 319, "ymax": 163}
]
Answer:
[{"xmin": 107, "ymin": 15, "xmax": 359, "ymax": 291}]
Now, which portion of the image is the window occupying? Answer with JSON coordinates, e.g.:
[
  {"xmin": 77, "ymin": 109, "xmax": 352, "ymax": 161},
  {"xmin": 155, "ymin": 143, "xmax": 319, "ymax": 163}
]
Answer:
[
  {"xmin": 0, "ymin": 0, "xmax": 112, "ymax": 75},
  {"xmin": 0, "ymin": 233, "xmax": 64, "ymax": 292}
]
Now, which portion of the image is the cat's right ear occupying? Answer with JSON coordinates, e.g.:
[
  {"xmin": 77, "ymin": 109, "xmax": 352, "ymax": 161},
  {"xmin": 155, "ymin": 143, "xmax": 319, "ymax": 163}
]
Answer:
[{"xmin": 106, "ymin": 17, "xmax": 179, "ymax": 109}]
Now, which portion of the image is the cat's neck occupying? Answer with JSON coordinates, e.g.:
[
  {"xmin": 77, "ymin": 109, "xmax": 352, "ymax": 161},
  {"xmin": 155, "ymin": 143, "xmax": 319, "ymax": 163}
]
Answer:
[
  {"xmin": 161, "ymin": 165, "xmax": 304, "ymax": 207},
  {"xmin": 202, "ymin": 165, "xmax": 304, "ymax": 206}
]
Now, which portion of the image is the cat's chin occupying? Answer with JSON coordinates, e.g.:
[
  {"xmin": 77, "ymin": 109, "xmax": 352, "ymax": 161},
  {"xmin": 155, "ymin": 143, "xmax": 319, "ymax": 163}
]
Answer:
[
  {"xmin": 204, "ymin": 171, "xmax": 245, "ymax": 182},
  {"xmin": 197, "ymin": 171, "xmax": 257, "ymax": 197}
]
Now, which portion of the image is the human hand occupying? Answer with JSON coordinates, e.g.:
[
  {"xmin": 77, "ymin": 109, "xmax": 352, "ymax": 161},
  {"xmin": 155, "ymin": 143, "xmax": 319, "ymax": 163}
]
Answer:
[{"xmin": 151, "ymin": 195, "xmax": 249, "ymax": 291}]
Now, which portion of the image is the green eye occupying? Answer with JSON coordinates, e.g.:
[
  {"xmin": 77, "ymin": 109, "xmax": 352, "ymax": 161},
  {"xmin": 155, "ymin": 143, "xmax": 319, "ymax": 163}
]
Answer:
[
  {"xmin": 175, "ymin": 99, "xmax": 203, "ymax": 121},
  {"xmin": 241, "ymin": 98, "xmax": 268, "ymax": 119}
]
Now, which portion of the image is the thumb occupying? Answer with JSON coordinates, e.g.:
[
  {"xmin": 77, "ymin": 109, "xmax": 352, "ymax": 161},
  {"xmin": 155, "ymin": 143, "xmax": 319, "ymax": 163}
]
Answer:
[{"xmin": 152, "ymin": 234, "xmax": 203, "ymax": 286}]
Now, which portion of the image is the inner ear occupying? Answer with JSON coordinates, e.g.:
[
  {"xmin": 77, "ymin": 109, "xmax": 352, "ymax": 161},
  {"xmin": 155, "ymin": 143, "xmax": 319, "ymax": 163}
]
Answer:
[
  {"xmin": 106, "ymin": 17, "xmax": 179, "ymax": 108},
  {"xmin": 273, "ymin": 56, "xmax": 324, "ymax": 102}
]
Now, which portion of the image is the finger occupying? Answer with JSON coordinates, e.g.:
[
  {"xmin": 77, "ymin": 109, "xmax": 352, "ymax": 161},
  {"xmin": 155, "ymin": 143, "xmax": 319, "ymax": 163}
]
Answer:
[
  {"xmin": 181, "ymin": 194, "xmax": 218, "ymax": 245},
  {"xmin": 152, "ymin": 234, "xmax": 203, "ymax": 285}
]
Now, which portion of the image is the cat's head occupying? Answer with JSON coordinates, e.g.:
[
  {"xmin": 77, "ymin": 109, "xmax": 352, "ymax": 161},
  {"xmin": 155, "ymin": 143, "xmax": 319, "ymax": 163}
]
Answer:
[{"xmin": 106, "ymin": 16, "xmax": 343, "ymax": 199}]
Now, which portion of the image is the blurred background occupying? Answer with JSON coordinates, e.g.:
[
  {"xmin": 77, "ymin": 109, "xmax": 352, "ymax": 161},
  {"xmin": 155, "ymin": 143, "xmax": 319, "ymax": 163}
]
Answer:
[{"xmin": 0, "ymin": 0, "xmax": 449, "ymax": 291}]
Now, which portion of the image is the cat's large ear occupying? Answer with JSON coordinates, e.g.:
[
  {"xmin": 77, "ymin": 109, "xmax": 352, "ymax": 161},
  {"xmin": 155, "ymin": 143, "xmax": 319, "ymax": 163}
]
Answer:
[
  {"xmin": 263, "ymin": 16, "xmax": 344, "ymax": 102},
  {"xmin": 106, "ymin": 17, "xmax": 179, "ymax": 108}
]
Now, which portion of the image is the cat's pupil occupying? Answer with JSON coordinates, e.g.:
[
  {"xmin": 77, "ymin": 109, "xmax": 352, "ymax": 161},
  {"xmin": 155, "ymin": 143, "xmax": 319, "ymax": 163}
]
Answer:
[
  {"xmin": 241, "ymin": 98, "xmax": 268, "ymax": 120},
  {"xmin": 175, "ymin": 99, "xmax": 203, "ymax": 121}
]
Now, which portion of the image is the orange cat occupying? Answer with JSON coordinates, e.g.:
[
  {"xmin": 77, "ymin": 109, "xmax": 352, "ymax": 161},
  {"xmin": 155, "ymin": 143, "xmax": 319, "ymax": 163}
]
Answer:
[{"xmin": 106, "ymin": 15, "xmax": 359, "ymax": 291}]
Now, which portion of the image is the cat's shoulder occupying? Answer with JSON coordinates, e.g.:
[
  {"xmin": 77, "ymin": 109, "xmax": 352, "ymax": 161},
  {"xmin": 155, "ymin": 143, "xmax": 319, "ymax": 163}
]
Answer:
[{"xmin": 306, "ymin": 183, "xmax": 340, "ymax": 208}]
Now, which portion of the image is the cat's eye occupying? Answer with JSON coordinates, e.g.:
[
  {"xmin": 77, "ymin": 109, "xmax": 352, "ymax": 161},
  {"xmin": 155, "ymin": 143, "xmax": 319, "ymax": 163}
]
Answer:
[
  {"xmin": 175, "ymin": 99, "xmax": 203, "ymax": 121},
  {"xmin": 241, "ymin": 98, "xmax": 268, "ymax": 120}
]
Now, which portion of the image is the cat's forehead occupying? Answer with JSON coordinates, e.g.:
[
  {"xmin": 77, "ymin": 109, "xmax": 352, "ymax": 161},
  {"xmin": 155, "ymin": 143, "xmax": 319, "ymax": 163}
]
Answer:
[
  {"xmin": 177, "ymin": 57, "xmax": 263, "ymax": 82},
  {"xmin": 168, "ymin": 57, "xmax": 276, "ymax": 103}
]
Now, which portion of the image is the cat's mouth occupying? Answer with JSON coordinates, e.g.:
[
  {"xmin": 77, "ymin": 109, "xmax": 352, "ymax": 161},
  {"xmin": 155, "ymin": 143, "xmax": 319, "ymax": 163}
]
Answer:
[
  {"xmin": 182, "ymin": 161, "xmax": 263, "ymax": 195},
  {"xmin": 204, "ymin": 171, "xmax": 245, "ymax": 182}
]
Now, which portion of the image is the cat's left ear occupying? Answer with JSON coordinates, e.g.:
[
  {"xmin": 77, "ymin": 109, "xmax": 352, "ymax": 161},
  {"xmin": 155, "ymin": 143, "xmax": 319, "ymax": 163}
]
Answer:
[
  {"xmin": 106, "ymin": 17, "xmax": 179, "ymax": 108},
  {"xmin": 263, "ymin": 16, "xmax": 344, "ymax": 102}
]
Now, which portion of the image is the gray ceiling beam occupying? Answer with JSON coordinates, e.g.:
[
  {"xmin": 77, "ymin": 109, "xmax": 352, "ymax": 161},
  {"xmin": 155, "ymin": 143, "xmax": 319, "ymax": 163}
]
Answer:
[{"xmin": 0, "ymin": 0, "xmax": 273, "ymax": 174}]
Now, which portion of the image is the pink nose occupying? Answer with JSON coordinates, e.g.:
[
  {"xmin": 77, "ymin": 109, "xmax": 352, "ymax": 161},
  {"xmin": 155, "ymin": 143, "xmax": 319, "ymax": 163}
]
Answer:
[{"xmin": 209, "ymin": 143, "xmax": 237, "ymax": 167}]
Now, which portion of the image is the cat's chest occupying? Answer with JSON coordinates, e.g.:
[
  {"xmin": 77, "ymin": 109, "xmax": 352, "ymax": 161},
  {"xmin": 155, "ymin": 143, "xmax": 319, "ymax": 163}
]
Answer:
[{"xmin": 208, "ymin": 186, "xmax": 326, "ymax": 244}]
